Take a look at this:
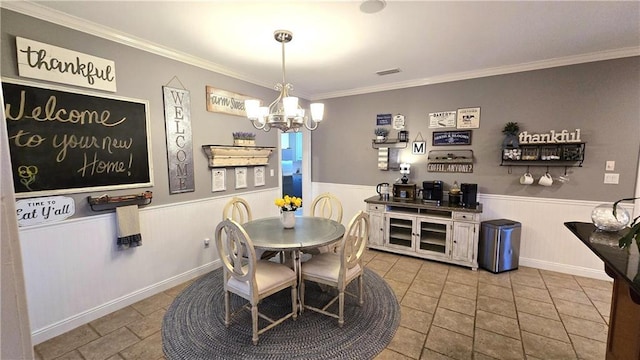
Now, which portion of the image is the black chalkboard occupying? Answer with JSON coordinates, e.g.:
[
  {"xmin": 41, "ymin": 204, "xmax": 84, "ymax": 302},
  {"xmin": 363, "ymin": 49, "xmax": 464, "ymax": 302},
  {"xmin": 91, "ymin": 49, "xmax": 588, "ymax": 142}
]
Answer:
[{"xmin": 2, "ymin": 80, "xmax": 153, "ymax": 197}]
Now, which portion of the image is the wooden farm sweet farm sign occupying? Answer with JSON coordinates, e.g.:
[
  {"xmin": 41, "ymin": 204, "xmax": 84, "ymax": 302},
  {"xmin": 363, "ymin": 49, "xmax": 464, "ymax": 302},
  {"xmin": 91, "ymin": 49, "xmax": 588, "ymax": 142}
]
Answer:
[{"xmin": 206, "ymin": 86, "xmax": 252, "ymax": 116}]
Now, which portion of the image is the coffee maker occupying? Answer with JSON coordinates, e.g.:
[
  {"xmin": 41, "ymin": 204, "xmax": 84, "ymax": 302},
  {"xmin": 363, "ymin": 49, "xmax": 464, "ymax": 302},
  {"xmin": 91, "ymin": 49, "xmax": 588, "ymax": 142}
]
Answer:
[
  {"xmin": 422, "ymin": 181, "xmax": 443, "ymax": 204},
  {"xmin": 460, "ymin": 183, "xmax": 478, "ymax": 207}
]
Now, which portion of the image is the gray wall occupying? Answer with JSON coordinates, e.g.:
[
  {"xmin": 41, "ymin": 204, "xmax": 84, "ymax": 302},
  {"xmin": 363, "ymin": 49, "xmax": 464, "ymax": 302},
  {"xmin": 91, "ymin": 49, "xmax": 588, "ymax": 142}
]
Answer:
[
  {"xmin": 1, "ymin": 10, "xmax": 280, "ymax": 217},
  {"xmin": 312, "ymin": 57, "xmax": 640, "ymax": 202},
  {"xmin": 3, "ymin": 9, "xmax": 640, "ymax": 212}
]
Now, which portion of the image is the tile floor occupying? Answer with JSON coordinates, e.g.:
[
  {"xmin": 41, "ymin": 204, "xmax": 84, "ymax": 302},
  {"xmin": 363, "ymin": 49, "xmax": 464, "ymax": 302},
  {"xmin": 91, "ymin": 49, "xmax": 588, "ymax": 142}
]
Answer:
[{"xmin": 34, "ymin": 250, "xmax": 612, "ymax": 360}]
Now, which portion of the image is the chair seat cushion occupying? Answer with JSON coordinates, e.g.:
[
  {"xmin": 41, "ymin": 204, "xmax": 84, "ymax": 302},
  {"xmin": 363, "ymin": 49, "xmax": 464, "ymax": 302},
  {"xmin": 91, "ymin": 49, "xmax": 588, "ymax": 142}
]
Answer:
[
  {"xmin": 301, "ymin": 253, "xmax": 362, "ymax": 284},
  {"xmin": 227, "ymin": 261, "xmax": 296, "ymax": 296}
]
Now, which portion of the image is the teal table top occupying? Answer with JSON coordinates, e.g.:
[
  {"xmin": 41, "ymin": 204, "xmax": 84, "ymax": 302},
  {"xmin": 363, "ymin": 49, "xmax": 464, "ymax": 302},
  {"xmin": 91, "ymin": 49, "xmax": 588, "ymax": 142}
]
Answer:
[{"xmin": 243, "ymin": 216, "xmax": 345, "ymax": 251}]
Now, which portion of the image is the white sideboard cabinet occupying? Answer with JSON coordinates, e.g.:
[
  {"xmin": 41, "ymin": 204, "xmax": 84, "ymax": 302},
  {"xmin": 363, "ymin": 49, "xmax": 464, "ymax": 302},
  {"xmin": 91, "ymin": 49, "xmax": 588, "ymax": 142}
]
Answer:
[{"xmin": 365, "ymin": 196, "xmax": 482, "ymax": 270}]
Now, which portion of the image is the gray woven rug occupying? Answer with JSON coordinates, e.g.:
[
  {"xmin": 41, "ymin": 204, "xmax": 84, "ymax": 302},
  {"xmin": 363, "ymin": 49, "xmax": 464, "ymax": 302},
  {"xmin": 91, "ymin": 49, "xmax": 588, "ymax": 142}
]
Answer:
[{"xmin": 162, "ymin": 267, "xmax": 400, "ymax": 359}]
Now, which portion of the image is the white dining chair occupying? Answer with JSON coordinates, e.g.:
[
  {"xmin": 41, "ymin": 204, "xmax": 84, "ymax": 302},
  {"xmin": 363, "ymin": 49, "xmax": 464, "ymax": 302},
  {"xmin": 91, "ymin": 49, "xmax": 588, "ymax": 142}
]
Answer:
[
  {"xmin": 214, "ymin": 218, "xmax": 298, "ymax": 345},
  {"xmin": 307, "ymin": 192, "xmax": 344, "ymax": 255},
  {"xmin": 311, "ymin": 192, "xmax": 343, "ymax": 223},
  {"xmin": 222, "ymin": 196, "xmax": 252, "ymax": 224},
  {"xmin": 299, "ymin": 211, "xmax": 369, "ymax": 327},
  {"xmin": 222, "ymin": 197, "xmax": 279, "ymax": 261}
]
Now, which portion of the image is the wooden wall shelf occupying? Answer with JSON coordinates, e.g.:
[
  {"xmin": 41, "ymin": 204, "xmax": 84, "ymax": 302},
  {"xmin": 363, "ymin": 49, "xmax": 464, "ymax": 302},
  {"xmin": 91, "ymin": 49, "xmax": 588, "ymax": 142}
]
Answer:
[
  {"xmin": 202, "ymin": 145, "xmax": 275, "ymax": 168},
  {"xmin": 371, "ymin": 139, "xmax": 408, "ymax": 149},
  {"xmin": 428, "ymin": 150, "xmax": 474, "ymax": 164},
  {"xmin": 501, "ymin": 142, "xmax": 585, "ymax": 167}
]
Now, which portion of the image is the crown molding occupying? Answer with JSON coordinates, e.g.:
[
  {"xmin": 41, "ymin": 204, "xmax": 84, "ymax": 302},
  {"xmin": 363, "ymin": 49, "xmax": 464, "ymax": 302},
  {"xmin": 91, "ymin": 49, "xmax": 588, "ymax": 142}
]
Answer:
[
  {"xmin": 0, "ymin": 1, "xmax": 283, "ymax": 94},
  {"xmin": 4, "ymin": 2, "xmax": 637, "ymax": 102},
  {"xmin": 312, "ymin": 47, "xmax": 640, "ymax": 100}
]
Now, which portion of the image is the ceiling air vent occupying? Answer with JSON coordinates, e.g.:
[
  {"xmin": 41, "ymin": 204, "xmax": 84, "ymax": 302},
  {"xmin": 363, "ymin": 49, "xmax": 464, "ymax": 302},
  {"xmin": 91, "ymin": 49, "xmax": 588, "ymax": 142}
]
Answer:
[{"xmin": 376, "ymin": 68, "xmax": 401, "ymax": 76}]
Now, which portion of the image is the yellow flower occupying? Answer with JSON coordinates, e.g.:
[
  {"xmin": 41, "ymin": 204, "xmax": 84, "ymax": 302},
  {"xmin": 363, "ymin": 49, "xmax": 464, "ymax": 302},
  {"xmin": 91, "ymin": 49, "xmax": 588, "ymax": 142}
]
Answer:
[{"xmin": 275, "ymin": 195, "xmax": 302, "ymax": 211}]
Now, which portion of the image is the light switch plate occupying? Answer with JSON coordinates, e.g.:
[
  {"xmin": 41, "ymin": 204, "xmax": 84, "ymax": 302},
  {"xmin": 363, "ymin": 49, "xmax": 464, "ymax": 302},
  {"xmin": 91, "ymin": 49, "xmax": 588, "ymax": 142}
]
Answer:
[
  {"xmin": 606, "ymin": 161, "xmax": 615, "ymax": 171},
  {"xmin": 604, "ymin": 173, "xmax": 619, "ymax": 184}
]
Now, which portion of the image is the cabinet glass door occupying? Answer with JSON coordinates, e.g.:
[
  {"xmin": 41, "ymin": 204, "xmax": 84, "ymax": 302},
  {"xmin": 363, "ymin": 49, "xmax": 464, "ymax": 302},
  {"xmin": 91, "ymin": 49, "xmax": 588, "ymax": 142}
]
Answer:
[
  {"xmin": 386, "ymin": 215, "xmax": 413, "ymax": 250},
  {"xmin": 417, "ymin": 218, "xmax": 450, "ymax": 256}
]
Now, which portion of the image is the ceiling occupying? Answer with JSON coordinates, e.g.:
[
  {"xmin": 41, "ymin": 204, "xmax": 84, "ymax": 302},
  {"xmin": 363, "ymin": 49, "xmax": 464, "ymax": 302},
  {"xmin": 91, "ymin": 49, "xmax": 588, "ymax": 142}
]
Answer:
[{"xmin": 6, "ymin": 1, "xmax": 640, "ymax": 100}]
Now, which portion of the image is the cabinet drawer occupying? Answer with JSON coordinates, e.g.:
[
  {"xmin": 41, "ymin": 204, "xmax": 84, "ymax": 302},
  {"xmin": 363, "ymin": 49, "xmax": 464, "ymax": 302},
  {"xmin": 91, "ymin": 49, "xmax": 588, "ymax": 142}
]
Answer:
[
  {"xmin": 452, "ymin": 212, "xmax": 479, "ymax": 222},
  {"xmin": 367, "ymin": 204, "xmax": 384, "ymax": 212}
]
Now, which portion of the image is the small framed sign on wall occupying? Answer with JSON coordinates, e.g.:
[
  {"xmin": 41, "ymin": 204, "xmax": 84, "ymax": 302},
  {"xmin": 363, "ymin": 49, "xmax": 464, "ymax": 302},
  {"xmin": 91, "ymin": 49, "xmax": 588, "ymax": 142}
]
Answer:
[
  {"xmin": 456, "ymin": 107, "xmax": 480, "ymax": 129},
  {"xmin": 433, "ymin": 130, "xmax": 472, "ymax": 146}
]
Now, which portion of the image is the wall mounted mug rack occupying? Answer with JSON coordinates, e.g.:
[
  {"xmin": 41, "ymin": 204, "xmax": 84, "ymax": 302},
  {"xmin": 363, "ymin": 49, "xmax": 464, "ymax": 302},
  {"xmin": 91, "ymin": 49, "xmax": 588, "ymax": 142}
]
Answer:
[{"xmin": 87, "ymin": 191, "xmax": 153, "ymax": 211}]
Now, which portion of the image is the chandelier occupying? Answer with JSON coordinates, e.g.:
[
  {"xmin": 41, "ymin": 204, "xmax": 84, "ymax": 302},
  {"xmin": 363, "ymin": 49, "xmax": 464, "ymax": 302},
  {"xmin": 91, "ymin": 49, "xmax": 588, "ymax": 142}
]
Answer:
[{"xmin": 245, "ymin": 30, "xmax": 324, "ymax": 132}]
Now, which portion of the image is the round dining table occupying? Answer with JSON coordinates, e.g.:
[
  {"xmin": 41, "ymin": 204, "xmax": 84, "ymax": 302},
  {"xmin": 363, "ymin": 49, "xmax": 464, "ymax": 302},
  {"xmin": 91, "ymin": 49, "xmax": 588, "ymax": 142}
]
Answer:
[
  {"xmin": 242, "ymin": 216, "xmax": 346, "ymax": 312},
  {"xmin": 242, "ymin": 216, "xmax": 346, "ymax": 251}
]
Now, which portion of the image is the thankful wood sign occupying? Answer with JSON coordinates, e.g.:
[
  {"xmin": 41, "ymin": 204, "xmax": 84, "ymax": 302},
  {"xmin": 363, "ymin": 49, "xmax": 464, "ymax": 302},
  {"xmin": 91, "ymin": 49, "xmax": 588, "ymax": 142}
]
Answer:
[{"xmin": 16, "ymin": 37, "xmax": 117, "ymax": 92}]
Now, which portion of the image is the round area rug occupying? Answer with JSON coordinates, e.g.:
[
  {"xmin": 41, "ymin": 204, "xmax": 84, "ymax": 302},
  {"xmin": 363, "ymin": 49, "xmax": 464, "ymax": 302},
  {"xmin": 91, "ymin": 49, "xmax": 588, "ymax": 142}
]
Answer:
[{"xmin": 162, "ymin": 267, "xmax": 400, "ymax": 359}]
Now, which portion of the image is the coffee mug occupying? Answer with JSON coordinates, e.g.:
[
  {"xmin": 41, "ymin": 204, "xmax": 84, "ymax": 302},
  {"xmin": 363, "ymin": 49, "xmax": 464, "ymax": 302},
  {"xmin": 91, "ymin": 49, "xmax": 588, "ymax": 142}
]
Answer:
[
  {"xmin": 520, "ymin": 172, "xmax": 534, "ymax": 185},
  {"xmin": 539, "ymin": 172, "xmax": 553, "ymax": 186}
]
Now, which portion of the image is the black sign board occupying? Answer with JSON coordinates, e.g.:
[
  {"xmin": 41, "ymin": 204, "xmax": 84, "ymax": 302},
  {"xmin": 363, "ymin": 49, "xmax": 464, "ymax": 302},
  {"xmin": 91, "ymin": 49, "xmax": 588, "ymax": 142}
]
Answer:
[
  {"xmin": 376, "ymin": 113, "xmax": 392, "ymax": 126},
  {"xmin": 432, "ymin": 130, "xmax": 472, "ymax": 146},
  {"xmin": 2, "ymin": 80, "xmax": 153, "ymax": 197}
]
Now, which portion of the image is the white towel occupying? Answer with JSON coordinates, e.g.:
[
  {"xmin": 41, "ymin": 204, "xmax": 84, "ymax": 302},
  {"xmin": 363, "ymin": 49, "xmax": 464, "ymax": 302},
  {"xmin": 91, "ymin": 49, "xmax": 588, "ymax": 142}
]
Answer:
[{"xmin": 116, "ymin": 205, "xmax": 142, "ymax": 249}]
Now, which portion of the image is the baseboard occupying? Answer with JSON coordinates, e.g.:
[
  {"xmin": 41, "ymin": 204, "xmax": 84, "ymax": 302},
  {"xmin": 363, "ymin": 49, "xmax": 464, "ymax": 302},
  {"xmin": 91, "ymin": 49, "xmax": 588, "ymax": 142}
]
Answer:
[
  {"xmin": 519, "ymin": 257, "xmax": 611, "ymax": 281},
  {"xmin": 31, "ymin": 261, "xmax": 220, "ymax": 345}
]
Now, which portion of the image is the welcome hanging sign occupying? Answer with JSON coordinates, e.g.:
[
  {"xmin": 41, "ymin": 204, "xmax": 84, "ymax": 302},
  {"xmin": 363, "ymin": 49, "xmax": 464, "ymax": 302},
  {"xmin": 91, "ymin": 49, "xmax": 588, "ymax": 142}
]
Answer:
[{"xmin": 16, "ymin": 37, "xmax": 117, "ymax": 92}]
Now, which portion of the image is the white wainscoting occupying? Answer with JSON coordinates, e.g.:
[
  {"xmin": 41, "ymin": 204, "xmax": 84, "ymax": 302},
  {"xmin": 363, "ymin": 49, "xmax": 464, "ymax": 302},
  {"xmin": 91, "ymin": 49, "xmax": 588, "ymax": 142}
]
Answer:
[
  {"xmin": 313, "ymin": 182, "xmax": 631, "ymax": 281},
  {"xmin": 20, "ymin": 189, "xmax": 280, "ymax": 344},
  {"xmin": 21, "ymin": 183, "xmax": 629, "ymax": 344}
]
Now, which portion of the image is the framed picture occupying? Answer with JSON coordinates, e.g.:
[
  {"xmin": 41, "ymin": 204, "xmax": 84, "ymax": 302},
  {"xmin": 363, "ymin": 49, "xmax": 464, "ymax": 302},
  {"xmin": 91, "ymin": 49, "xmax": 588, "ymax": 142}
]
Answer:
[
  {"xmin": 254, "ymin": 166, "xmax": 265, "ymax": 187},
  {"xmin": 235, "ymin": 167, "xmax": 247, "ymax": 189},
  {"xmin": 211, "ymin": 169, "xmax": 226, "ymax": 192},
  {"xmin": 376, "ymin": 113, "xmax": 392, "ymax": 126},
  {"xmin": 456, "ymin": 107, "xmax": 480, "ymax": 129},
  {"xmin": 429, "ymin": 111, "xmax": 457, "ymax": 128},
  {"xmin": 432, "ymin": 130, "xmax": 472, "ymax": 146}
]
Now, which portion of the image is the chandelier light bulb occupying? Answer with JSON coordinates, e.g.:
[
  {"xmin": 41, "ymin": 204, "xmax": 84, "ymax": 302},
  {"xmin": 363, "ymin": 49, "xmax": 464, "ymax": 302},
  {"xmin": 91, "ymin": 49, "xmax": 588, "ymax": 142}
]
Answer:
[
  {"xmin": 310, "ymin": 103, "xmax": 324, "ymax": 121},
  {"xmin": 245, "ymin": 99, "xmax": 260, "ymax": 119},
  {"xmin": 283, "ymin": 96, "xmax": 299, "ymax": 117}
]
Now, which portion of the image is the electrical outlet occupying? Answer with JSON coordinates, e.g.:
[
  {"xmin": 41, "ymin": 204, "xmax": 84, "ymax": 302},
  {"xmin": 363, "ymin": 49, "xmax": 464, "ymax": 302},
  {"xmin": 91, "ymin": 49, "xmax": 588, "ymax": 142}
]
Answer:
[
  {"xmin": 204, "ymin": 238, "xmax": 210, "ymax": 248},
  {"xmin": 606, "ymin": 161, "xmax": 615, "ymax": 171},
  {"xmin": 604, "ymin": 173, "xmax": 619, "ymax": 184}
]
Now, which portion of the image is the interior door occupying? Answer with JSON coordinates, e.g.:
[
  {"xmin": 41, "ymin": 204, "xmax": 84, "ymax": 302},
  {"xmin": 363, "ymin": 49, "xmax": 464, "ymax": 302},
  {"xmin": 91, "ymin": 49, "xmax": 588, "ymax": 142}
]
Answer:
[{"xmin": 281, "ymin": 132, "xmax": 305, "ymax": 215}]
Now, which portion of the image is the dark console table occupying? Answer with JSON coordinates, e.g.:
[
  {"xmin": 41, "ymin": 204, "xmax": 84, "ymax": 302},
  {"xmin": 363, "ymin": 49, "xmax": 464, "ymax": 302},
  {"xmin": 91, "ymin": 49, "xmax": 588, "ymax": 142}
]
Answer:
[{"xmin": 565, "ymin": 222, "xmax": 640, "ymax": 360}]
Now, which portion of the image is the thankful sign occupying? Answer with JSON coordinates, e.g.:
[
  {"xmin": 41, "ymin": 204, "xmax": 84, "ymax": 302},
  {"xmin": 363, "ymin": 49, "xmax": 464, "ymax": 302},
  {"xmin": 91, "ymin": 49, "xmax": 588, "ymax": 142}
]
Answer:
[
  {"xmin": 518, "ymin": 129, "xmax": 582, "ymax": 144},
  {"xmin": 16, "ymin": 37, "xmax": 117, "ymax": 92}
]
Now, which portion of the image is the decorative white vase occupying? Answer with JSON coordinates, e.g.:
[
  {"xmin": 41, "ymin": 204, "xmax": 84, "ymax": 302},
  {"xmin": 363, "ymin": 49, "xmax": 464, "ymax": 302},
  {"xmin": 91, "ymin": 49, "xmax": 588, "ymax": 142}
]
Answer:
[
  {"xmin": 281, "ymin": 211, "xmax": 295, "ymax": 229},
  {"xmin": 591, "ymin": 203, "xmax": 630, "ymax": 232}
]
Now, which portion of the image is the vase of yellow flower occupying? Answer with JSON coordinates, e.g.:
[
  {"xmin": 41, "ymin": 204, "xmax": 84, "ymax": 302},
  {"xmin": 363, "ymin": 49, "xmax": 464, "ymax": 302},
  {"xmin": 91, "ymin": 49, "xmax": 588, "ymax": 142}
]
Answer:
[{"xmin": 275, "ymin": 195, "xmax": 302, "ymax": 228}]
